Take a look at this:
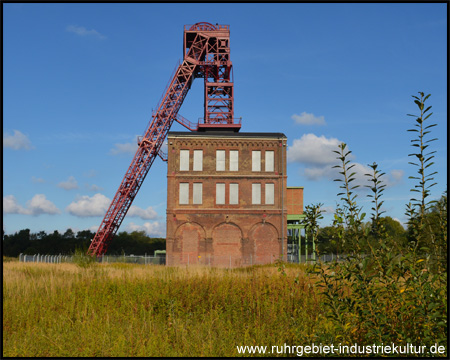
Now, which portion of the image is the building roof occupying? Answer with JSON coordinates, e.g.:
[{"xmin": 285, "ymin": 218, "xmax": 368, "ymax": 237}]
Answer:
[{"xmin": 168, "ymin": 131, "xmax": 287, "ymax": 139}]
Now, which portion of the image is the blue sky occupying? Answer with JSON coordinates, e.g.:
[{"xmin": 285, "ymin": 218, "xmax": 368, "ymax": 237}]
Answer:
[{"xmin": 3, "ymin": 3, "xmax": 447, "ymax": 237}]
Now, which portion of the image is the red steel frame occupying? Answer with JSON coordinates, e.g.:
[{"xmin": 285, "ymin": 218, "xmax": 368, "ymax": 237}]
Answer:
[{"xmin": 88, "ymin": 23, "xmax": 239, "ymax": 256}]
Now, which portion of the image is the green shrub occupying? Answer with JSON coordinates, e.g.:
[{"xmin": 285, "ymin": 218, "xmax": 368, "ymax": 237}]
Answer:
[{"xmin": 303, "ymin": 92, "xmax": 447, "ymax": 353}]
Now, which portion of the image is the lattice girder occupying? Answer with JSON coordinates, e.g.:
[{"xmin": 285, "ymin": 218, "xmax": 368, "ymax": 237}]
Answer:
[{"xmin": 88, "ymin": 23, "xmax": 238, "ymax": 256}]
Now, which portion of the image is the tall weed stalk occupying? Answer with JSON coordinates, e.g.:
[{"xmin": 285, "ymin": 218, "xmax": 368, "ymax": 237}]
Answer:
[{"xmin": 305, "ymin": 92, "xmax": 447, "ymax": 351}]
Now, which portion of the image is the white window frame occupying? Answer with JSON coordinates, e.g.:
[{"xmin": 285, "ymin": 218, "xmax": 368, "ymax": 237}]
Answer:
[
  {"xmin": 216, "ymin": 183, "xmax": 226, "ymax": 205},
  {"xmin": 179, "ymin": 150, "xmax": 189, "ymax": 171},
  {"xmin": 193, "ymin": 183, "xmax": 203, "ymax": 204},
  {"xmin": 229, "ymin": 150, "xmax": 239, "ymax": 171},
  {"xmin": 179, "ymin": 183, "xmax": 189, "ymax": 205},
  {"xmin": 265, "ymin": 183, "xmax": 275, "ymax": 205},
  {"xmin": 252, "ymin": 183, "xmax": 261, "ymax": 204},
  {"xmin": 252, "ymin": 150, "xmax": 261, "ymax": 172},
  {"xmin": 229, "ymin": 183, "xmax": 239, "ymax": 205},
  {"xmin": 216, "ymin": 150, "xmax": 225, "ymax": 171},
  {"xmin": 193, "ymin": 150, "xmax": 203, "ymax": 171},
  {"xmin": 265, "ymin": 151, "xmax": 274, "ymax": 172}
]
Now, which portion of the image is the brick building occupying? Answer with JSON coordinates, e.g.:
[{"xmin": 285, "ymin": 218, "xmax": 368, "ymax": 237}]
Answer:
[{"xmin": 166, "ymin": 131, "xmax": 288, "ymax": 267}]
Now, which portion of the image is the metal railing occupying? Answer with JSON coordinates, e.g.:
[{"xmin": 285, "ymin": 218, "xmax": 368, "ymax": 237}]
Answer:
[
  {"xmin": 18, "ymin": 253, "xmax": 349, "ymax": 267},
  {"xmin": 19, "ymin": 253, "xmax": 72, "ymax": 264},
  {"xmin": 287, "ymin": 253, "xmax": 349, "ymax": 264},
  {"xmin": 18, "ymin": 253, "xmax": 165, "ymax": 265}
]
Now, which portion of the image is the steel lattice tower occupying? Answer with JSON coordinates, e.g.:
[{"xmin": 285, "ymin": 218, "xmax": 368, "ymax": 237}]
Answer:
[{"xmin": 88, "ymin": 23, "xmax": 239, "ymax": 256}]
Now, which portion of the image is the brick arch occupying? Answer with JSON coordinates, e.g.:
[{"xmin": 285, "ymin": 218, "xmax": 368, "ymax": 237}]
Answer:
[
  {"xmin": 249, "ymin": 221, "xmax": 280, "ymax": 265},
  {"xmin": 212, "ymin": 222, "xmax": 243, "ymax": 267},
  {"xmin": 174, "ymin": 222, "xmax": 206, "ymax": 265}
]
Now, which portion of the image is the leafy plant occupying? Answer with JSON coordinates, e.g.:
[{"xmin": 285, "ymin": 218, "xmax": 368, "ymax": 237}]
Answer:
[
  {"xmin": 406, "ymin": 92, "xmax": 444, "ymax": 274},
  {"xmin": 301, "ymin": 203, "xmax": 324, "ymax": 259},
  {"xmin": 73, "ymin": 248, "xmax": 97, "ymax": 268},
  {"xmin": 302, "ymin": 92, "xmax": 447, "ymax": 351}
]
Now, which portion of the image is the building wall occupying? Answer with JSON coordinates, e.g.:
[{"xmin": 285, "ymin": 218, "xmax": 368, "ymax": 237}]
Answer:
[
  {"xmin": 286, "ymin": 187, "xmax": 304, "ymax": 215},
  {"xmin": 166, "ymin": 132, "xmax": 287, "ymax": 267}
]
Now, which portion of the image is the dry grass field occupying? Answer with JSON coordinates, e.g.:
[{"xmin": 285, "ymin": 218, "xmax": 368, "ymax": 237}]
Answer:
[
  {"xmin": 4, "ymin": 260, "xmax": 447, "ymax": 357},
  {"xmin": 3, "ymin": 261, "xmax": 328, "ymax": 357}
]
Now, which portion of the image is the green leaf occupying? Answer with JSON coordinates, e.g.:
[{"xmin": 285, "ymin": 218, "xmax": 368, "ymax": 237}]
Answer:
[
  {"xmin": 423, "ymin": 112, "xmax": 433, "ymax": 120},
  {"xmin": 414, "ymin": 100, "xmax": 424, "ymax": 110}
]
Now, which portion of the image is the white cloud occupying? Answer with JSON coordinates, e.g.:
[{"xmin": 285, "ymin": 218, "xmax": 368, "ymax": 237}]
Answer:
[
  {"xmin": 66, "ymin": 25, "xmax": 106, "ymax": 40},
  {"xmin": 86, "ymin": 183, "xmax": 103, "ymax": 192},
  {"xmin": 128, "ymin": 205, "xmax": 158, "ymax": 220},
  {"xmin": 31, "ymin": 176, "xmax": 45, "ymax": 183},
  {"xmin": 363, "ymin": 167, "xmax": 404, "ymax": 188},
  {"xmin": 3, "ymin": 194, "xmax": 60, "ymax": 216},
  {"xmin": 66, "ymin": 193, "xmax": 110, "ymax": 217},
  {"xmin": 86, "ymin": 225, "xmax": 99, "ymax": 233},
  {"xmin": 321, "ymin": 206, "xmax": 335, "ymax": 214},
  {"xmin": 345, "ymin": 162, "xmax": 375, "ymax": 188},
  {"xmin": 393, "ymin": 217, "xmax": 407, "ymax": 229},
  {"xmin": 287, "ymin": 133, "xmax": 347, "ymax": 165},
  {"xmin": 58, "ymin": 176, "xmax": 79, "ymax": 190},
  {"xmin": 291, "ymin": 112, "xmax": 326, "ymax": 126},
  {"xmin": 110, "ymin": 141, "xmax": 138, "ymax": 155},
  {"xmin": 303, "ymin": 165, "xmax": 336, "ymax": 180},
  {"xmin": 84, "ymin": 169, "xmax": 98, "ymax": 178},
  {"xmin": 126, "ymin": 221, "xmax": 165, "ymax": 237},
  {"xmin": 26, "ymin": 194, "xmax": 61, "ymax": 215},
  {"xmin": 66, "ymin": 193, "xmax": 159, "ymax": 223},
  {"xmin": 3, "ymin": 130, "xmax": 33, "ymax": 150},
  {"xmin": 288, "ymin": 134, "xmax": 403, "ymax": 189},
  {"xmin": 3, "ymin": 195, "xmax": 26, "ymax": 214},
  {"xmin": 390, "ymin": 169, "xmax": 404, "ymax": 182},
  {"xmin": 88, "ymin": 225, "xmax": 100, "ymax": 233}
]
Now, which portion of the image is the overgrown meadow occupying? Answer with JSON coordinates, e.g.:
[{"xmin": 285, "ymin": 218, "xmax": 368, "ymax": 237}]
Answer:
[
  {"xmin": 4, "ymin": 262, "xmax": 326, "ymax": 357},
  {"xmin": 3, "ymin": 93, "xmax": 447, "ymax": 357}
]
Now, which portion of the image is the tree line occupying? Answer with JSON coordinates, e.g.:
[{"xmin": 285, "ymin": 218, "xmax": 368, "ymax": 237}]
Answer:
[{"xmin": 2, "ymin": 229, "xmax": 165, "ymax": 257}]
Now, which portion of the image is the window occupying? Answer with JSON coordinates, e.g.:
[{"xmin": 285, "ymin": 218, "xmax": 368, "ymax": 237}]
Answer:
[
  {"xmin": 265, "ymin": 151, "xmax": 274, "ymax": 172},
  {"xmin": 252, "ymin": 183, "xmax": 261, "ymax": 204},
  {"xmin": 193, "ymin": 150, "xmax": 203, "ymax": 171},
  {"xmin": 252, "ymin": 151, "xmax": 261, "ymax": 172},
  {"xmin": 179, "ymin": 183, "xmax": 189, "ymax": 204},
  {"xmin": 230, "ymin": 150, "xmax": 239, "ymax": 171},
  {"xmin": 193, "ymin": 183, "xmax": 202, "ymax": 204},
  {"xmin": 265, "ymin": 183, "xmax": 275, "ymax": 204},
  {"xmin": 216, "ymin": 150, "xmax": 225, "ymax": 171},
  {"xmin": 180, "ymin": 150, "xmax": 189, "ymax": 171},
  {"xmin": 216, "ymin": 183, "xmax": 225, "ymax": 204},
  {"xmin": 229, "ymin": 183, "xmax": 239, "ymax": 205}
]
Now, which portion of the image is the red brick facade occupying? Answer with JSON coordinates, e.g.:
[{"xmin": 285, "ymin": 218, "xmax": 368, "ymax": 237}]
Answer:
[
  {"xmin": 166, "ymin": 131, "xmax": 287, "ymax": 267},
  {"xmin": 286, "ymin": 187, "xmax": 304, "ymax": 215}
]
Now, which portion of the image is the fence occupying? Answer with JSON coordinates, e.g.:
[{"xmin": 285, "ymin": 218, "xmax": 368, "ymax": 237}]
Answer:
[
  {"xmin": 18, "ymin": 253, "xmax": 348, "ymax": 267},
  {"xmin": 19, "ymin": 253, "xmax": 165, "ymax": 265},
  {"xmin": 19, "ymin": 254, "xmax": 72, "ymax": 264},
  {"xmin": 287, "ymin": 253, "xmax": 349, "ymax": 263}
]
